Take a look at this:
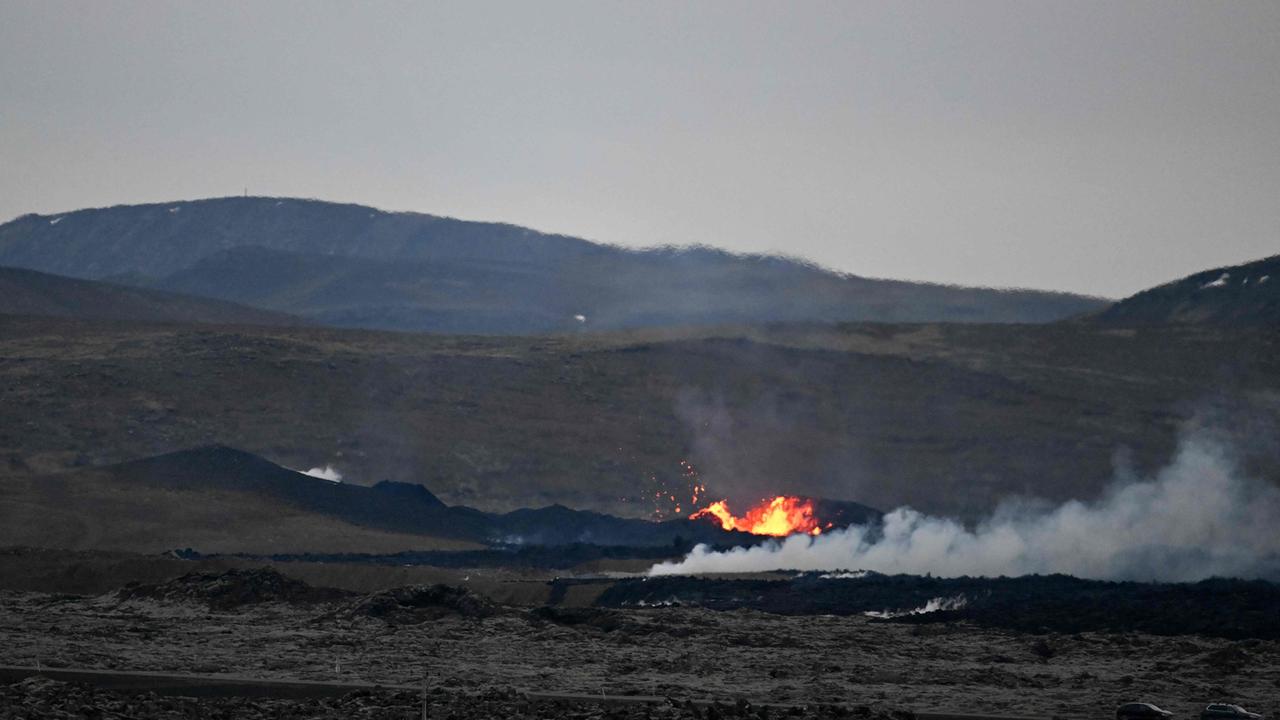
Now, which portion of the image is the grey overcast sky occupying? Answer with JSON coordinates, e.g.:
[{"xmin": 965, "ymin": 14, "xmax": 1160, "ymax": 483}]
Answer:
[{"xmin": 2, "ymin": 1, "xmax": 1278, "ymax": 297}]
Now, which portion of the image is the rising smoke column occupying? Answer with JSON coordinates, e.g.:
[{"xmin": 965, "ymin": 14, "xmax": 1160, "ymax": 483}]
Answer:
[{"xmin": 651, "ymin": 431, "xmax": 1280, "ymax": 581}]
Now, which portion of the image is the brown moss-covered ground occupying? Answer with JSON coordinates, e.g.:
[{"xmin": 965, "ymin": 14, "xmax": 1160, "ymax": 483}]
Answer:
[{"xmin": 3, "ymin": 315, "xmax": 1277, "ymax": 521}]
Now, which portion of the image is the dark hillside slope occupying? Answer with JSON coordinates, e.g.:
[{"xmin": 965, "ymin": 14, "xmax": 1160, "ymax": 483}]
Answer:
[
  {"xmin": 146, "ymin": 245, "xmax": 1104, "ymax": 333},
  {"xmin": 1089, "ymin": 254, "xmax": 1280, "ymax": 326},
  {"xmin": 0, "ymin": 445, "xmax": 761, "ymax": 553},
  {"xmin": 0, "ymin": 197, "xmax": 602, "ymax": 277},
  {"xmin": 0, "ymin": 315, "xmax": 1274, "ymax": 520},
  {"xmin": 0, "ymin": 197, "xmax": 1107, "ymax": 331},
  {"xmin": 144, "ymin": 246, "xmax": 585, "ymax": 334},
  {"xmin": 0, "ymin": 266, "xmax": 300, "ymax": 326},
  {"xmin": 102, "ymin": 445, "xmax": 491, "ymax": 541}
]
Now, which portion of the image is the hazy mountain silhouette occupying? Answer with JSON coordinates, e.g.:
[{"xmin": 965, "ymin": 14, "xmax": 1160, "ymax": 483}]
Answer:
[
  {"xmin": 0, "ymin": 197, "xmax": 1107, "ymax": 333},
  {"xmin": 0, "ymin": 265, "xmax": 300, "ymax": 326},
  {"xmin": 1089, "ymin": 254, "xmax": 1280, "ymax": 326}
]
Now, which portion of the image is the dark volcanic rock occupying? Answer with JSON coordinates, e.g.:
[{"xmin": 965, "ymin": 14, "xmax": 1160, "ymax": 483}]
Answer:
[
  {"xmin": 0, "ymin": 676, "xmax": 897, "ymax": 720},
  {"xmin": 115, "ymin": 568, "xmax": 351, "ymax": 610},
  {"xmin": 597, "ymin": 573, "xmax": 1280, "ymax": 640},
  {"xmin": 338, "ymin": 584, "xmax": 499, "ymax": 624},
  {"xmin": 529, "ymin": 606, "xmax": 629, "ymax": 633},
  {"xmin": 233, "ymin": 543, "xmax": 691, "ymax": 571},
  {"xmin": 527, "ymin": 606, "xmax": 698, "ymax": 639}
]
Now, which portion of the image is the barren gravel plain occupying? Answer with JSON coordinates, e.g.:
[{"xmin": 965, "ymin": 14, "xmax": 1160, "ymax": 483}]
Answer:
[{"xmin": 2, "ymin": 585, "xmax": 1277, "ymax": 720}]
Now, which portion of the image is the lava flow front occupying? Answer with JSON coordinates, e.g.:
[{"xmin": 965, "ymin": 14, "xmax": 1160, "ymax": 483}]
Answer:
[{"xmin": 690, "ymin": 496, "xmax": 826, "ymax": 536}]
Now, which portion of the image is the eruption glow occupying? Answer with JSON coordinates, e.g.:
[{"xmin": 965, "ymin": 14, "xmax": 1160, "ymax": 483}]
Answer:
[
  {"xmin": 655, "ymin": 433, "xmax": 1280, "ymax": 582},
  {"xmin": 690, "ymin": 496, "xmax": 828, "ymax": 536}
]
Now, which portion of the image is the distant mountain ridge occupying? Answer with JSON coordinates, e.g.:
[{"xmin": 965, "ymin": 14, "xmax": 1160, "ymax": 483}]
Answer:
[
  {"xmin": 0, "ymin": 265, "xmax": 300, "ymax": 326},
  {"xmin": 1090, "ymin": 254, "xmax": 1280, "ymax": 326},
  {"xmin": 0, "ymin": 197, "xmax": 1108, "ymax": 332}
]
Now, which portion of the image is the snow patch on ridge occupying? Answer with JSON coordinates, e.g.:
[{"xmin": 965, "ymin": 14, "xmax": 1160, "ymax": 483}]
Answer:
[{"xmin": 1200, "ymin": 273, "xmax": 1230, "ymax": 289}]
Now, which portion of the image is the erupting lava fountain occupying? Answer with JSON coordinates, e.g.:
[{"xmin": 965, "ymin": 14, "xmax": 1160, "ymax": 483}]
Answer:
[{"xmin": 689, "ymin": 496, "xmax": 831, "ymax": 536}]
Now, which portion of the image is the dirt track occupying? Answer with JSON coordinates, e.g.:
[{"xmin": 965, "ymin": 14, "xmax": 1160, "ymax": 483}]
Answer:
[{"xmin": 2, "ymin": 589, "xmax": 1277, "ymax": 719}]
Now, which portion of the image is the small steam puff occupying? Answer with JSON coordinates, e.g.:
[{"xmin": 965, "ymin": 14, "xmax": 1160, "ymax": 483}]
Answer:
[
  {"xmin": 302, "ymin": 465, "xmax": 343, "ymax": 483},
  {"xmin": 863, "ymin": 595, "xmax": 968, "ymax": 619},
  {"xmin": 651, "ymin": 433, "xmax": 1280, "ymax": 581}
]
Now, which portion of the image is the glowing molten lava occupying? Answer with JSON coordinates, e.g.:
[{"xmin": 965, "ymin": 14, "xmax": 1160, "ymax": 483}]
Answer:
[{"xmin": 690, "ymin": 496, "xmax": 825, "ymax": 536}]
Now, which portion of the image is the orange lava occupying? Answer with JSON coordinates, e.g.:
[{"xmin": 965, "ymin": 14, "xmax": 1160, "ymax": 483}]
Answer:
[{"xmin": 689, "ymin": 496, "xmax": 824, "ymax": 536}]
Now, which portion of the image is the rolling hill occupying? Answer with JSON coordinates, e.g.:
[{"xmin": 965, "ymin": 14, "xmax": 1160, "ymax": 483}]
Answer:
[
  {"xmin": 0, "ymin": 313, "xmax": 1274, "ymax": 521},
  {"xmin": 0, "ymin": 265, "xmax": 300, "ymax": 326},
  {"xmin": 0, "ymin": 197, "xmax": 1108, "ymax": 332},
  {"xmin": 1089, "ymin": 254, "xmax": 1280, "ymax": 326},
  {"xmin": 0, "ymin": 445, "xmax": 780, "ymax": 554}
]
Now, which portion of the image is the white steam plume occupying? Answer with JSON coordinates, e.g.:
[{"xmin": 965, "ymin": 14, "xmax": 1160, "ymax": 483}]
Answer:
[
  {"xmin": 651, "ymin": 432, "xmax": 1280, "ymax": 581},
  {"xmin": 302, "ymin": 465, "xmax": 343, "ymax": 483}
]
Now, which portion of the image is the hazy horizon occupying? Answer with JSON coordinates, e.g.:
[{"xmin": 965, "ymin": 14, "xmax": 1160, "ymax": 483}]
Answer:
[
  {"xmin": 14, "ymin": 191, "xmax": 1280, "ymax": 299},
  {"xmin": 3, "ymin": 1, "xmax": 1278, "ymax": 297}
]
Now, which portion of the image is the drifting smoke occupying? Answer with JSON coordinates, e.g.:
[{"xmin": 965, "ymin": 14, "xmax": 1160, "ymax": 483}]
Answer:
[
  {"xmin": 863, "ymin": 595, "xmax": 968, "ymax": 619},
  {"xmin": 651, "ymin": 431, "xmax": 1280, "ymax": 581},
  {"xmin": 302, "ymin": 465, "xmax": 343, "ymax": 483}
]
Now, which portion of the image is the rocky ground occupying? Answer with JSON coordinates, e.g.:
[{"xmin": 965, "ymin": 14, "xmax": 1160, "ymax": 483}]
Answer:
[
  {"xmin": 2, "ymin": 581, "xmax": 1277, "ymax": 720},
  {"xmin": 0, "ymin": 676, "xmax": 880, "ymax": 720}
]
